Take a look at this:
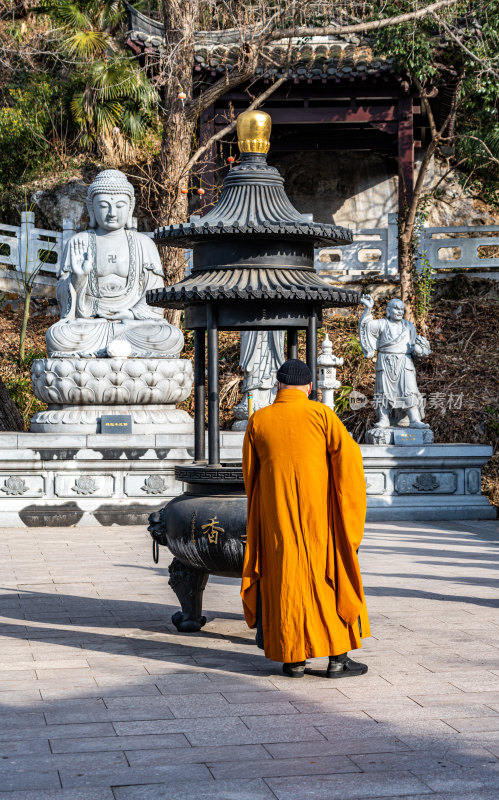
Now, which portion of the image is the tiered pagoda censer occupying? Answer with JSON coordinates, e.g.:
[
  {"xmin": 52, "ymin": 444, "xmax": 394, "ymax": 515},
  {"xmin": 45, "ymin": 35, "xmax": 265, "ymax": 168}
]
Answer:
[{"xmin": 148, "ymin": 110, "xmax": 359, "ymax": 631}]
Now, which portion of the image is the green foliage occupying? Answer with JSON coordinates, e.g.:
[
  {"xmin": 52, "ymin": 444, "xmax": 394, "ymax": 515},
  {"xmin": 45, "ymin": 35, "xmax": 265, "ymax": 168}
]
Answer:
[
  {"xmin": 413, "ymin": 193, "xmax": 435, "ymax": 324},
  {"xmin": 372, "ymin": 1, "xmax": 442, "ymax": 84},
  {"xmin": 374, "ymin": 2, "xmax": 499, "ymax": 208},
  {"xmin": 334, "ymin": 384, "xmax": 353, "ymax": 416},
  {"xmin": 17, "ymin": 348, "xmax": 47, "ymax": 369},
  {"xmin": 70, "ymin": 57, "xmax": 157, "ymax": 148},
  {"xmin": 0, "ymin": 0, "xmax": 157, "ymax": 198},
  {"xmin": 343, "ymin": 334, "xmax": 363, "ymax": 360},
  {"xmin": 36, "ymin": 0, "xmax": 123, "ymax": 56},
  {"xmin": 37, "ymin": 0, "xmax": 157, "ymax": 151},
  {"xmin": 6, "ymin": 371, "xmax": 45, "ymax": 428},
  {"xmin": 415, "ymin": 255, "xmax": 436, "ymax": 323},
  {"xmin": 485, "ymin": 405, "xmax": 499, "ymax": 438},
  {"xmin": 0, "ymin": 76, "xmax": 66, "ymax": 192}
]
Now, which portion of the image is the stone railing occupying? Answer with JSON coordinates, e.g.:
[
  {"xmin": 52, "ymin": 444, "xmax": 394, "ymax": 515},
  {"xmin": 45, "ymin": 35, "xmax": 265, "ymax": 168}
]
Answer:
[
  {"xmin": 1, "ymin": 212, "xmax": 497, "ymax": 294},
  {"xmin": 417, "ymin": 224, "xmax": 499, "ymax": 279},
  {"xmin": 316, "ymin": 213, "xmax": 499, "ymax": 283},
  {"xmin": 315, "ymin": 212, "xmax": 399, "ymax": 283},
  {"xmin": 0, "ymin": 212, "xmax": 155, "ymax": 297}
]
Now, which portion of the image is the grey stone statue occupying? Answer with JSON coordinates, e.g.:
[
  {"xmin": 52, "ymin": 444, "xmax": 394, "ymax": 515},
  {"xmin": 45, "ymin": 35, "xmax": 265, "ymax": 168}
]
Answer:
[
  {"xmin": 232, "ymin": 331, "xmax": 285, "ymax": 430},
  {"xmin": 45, "ymin": 169, "xmax": 183, "ymax": 358},
  {"xmin": 359, "ymin": 295, "xmax": 433, "ymax": 444},
  {"xmin": 30, "ymin": 170, "xmax": 193, "ymax": 433}
]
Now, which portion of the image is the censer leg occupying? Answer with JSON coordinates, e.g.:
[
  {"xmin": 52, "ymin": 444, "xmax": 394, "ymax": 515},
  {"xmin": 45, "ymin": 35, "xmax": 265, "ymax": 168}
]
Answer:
[{"xmin": 168, "ymin": 558, "xmax": 209, "ymax": 632}]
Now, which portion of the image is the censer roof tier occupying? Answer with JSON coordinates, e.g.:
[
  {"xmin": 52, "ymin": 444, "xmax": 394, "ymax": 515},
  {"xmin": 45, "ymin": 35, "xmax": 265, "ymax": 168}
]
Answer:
[
  {"xmin": 154, "ymin": 110, "xmax": 352, "ymax": 250},
  {"xmin": 150, "ymin": 110, "xmax": 359, "ymax": 311}
]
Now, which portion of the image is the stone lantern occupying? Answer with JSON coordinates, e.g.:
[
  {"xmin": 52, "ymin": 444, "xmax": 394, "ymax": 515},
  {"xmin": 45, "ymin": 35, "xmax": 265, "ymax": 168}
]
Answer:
[
  {"xmin": 148, "ymin": 109, "xmax": 360, "ymax": 631},
  {"xmin": 318, "ymin": 333, "xmax": 344, "ymax": 409}
]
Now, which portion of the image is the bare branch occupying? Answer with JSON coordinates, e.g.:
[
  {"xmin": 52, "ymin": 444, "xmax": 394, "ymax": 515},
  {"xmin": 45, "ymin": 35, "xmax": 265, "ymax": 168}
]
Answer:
[
  {"xmin": 413, "ymin": 76, "xmax": 438, "ymax": 140},
  {"xmin": 403, "ymin": 84, "xmax": 467, "ymax": 238},
  {"xmin": 430, "ymin": 12, "xmax": 499, "ymax": 80},
  {"xmin": 456, "ymin": 134, "xmax": 499, "ymax": 166},
  {"xmin": 186, "ymin": 60, "xmax": 256, "ymax": 119},
  {"xmin": 261, "ymin": 0, "xmax": 459, "ymax": 45},
  {"xmin": 185, "ymin": 0, "xmax": 460, "ymax": 119},
  {"xmin": 183, "ymin": 74, "xmax": 288, "ymax": 177},
  {"xmin": 430, "ymin": 157, "xmax": 467, "ymax": 194}
]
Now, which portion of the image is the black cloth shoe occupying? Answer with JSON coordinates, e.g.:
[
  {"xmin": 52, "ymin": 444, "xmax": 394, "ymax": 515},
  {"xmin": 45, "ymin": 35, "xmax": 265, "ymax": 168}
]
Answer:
[
  {"xmin": 326, "ymin": 653, "xmax": 368, "ymax": 679},
  {"xmin": 282, "ymin": 660, "xmax": 306, "ymax": 678}
]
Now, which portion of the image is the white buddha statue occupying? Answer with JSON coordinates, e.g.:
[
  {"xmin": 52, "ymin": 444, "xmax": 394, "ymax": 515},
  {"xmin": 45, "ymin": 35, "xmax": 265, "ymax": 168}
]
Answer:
[{"xmin": 46, "ymin": 170, "xmax": 183, "ymax": 358}]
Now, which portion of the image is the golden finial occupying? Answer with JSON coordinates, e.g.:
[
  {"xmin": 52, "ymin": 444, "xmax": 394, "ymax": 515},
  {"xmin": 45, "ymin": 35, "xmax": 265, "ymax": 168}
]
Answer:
[{"xmin": 237, "ymin": 110, "xmax": 271, "ymax": 154}]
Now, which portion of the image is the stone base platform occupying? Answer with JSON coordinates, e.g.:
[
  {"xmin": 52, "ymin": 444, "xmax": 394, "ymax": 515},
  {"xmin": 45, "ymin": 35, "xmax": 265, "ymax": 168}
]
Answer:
[
  {"xmin": 0, "ymin": 432, "xmax": 198, "ymax": 527},
  {"xmin": 30, "ymin": 356, "xmax": 194, "ymax": 433},
  {"xmin": 30, "ymin": 404, "xmax": 193, "ymax": 434},
  {"xmin": 365, "ymin": 424, "xmax": 434, "ymax": 445},
  {"xmin": 361, "ymin": 441, "xmax": 495, "ymax": 521},
  {"xmin": 0, "ymin": 432, "xmax": 494, "ymax": 526}
]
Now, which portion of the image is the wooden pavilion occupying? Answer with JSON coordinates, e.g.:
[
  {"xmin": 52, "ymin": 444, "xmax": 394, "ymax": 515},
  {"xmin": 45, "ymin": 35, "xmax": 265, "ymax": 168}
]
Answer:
[{"xmin": 124, "ymin": 2, "xmax": 440, "ymax": 218}]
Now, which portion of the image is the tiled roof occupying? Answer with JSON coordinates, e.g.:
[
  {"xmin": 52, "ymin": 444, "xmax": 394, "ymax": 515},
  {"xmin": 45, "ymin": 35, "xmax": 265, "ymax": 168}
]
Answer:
[
  {"xmin": 147, "ymin": 269, "xmax": 359, "ymax": 309},
  {"xmin": 124, "ymin": 1, "xmax": 396, "ymax": 81}
]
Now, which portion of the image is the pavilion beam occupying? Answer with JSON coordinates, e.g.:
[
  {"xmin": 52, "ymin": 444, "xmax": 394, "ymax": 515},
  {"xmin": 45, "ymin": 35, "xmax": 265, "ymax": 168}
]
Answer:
[
  {"xmin": 199, "ymin": 106, "xmax": 216, "ymax": 214},
  {"xmin": 270, "ymin": 142, "xmax": 396, "ymax": 153},
  {"xmin": 220, "ymin": 88, "xmax": 406, "ymax": 101},
  {"xmin": 214, "ymin": 106, "xmax": 397, "ymax": 125},
  {"xmin": 398, "ymin": 96, "xmax": 414, "ymax": 210}
]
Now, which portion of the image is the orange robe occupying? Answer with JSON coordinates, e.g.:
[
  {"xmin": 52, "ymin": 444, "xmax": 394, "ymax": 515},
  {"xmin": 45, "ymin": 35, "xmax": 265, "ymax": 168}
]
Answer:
[{"xmin": 241, "ymin": 389, "xmax": 370, "ymax": 663}]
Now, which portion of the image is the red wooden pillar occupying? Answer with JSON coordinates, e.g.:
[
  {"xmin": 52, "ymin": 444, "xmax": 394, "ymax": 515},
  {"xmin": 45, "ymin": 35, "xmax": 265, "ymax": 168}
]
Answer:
[
  {"xmin": 199, "ymin": 106, "xmax": 216, "ymax": 215},
  {"xmin": 398, "ymin": 96, "xmax": 414, "ymax": 212}
]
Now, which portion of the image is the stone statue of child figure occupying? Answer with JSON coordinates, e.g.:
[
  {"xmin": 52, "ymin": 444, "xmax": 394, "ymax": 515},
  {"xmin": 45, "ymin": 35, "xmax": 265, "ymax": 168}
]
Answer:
[
  {"xmin": 46, "ymin": 169, "xmax": 183, "ymax": 358},
  {"xmin": 359, "ymin": 295, "xmax": 431, "ymax": 429}
]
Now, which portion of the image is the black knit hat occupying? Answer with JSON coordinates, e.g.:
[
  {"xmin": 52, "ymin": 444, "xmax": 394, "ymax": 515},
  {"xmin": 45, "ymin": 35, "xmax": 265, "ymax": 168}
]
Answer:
[{"xmin": 276, "ymin": 359, "xmax": 313, "ymax": 386}]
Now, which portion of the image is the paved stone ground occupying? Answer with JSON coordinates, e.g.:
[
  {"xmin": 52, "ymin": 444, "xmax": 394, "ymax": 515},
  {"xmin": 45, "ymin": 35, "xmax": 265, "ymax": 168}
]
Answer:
[{"xmin": 0, "ymin": 519, "xmax": 498, "ymax": 800}]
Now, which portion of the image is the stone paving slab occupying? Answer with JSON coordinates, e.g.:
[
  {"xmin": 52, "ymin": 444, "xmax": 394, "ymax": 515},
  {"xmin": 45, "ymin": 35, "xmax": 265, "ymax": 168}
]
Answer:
[
  {"xmin": 265, "ymin": 771, "xmax": 435, "ymax": 798},
  {"xmin": 0, "ymin": 520, "xmax": 497, "ymax": 799},
  {"xmin": 0, "ymin": 792, "xmax": 115, "ymax": 800},
  {"xmin": 113, "ymin": 778, "xmax": 276, "ymax": 800}
]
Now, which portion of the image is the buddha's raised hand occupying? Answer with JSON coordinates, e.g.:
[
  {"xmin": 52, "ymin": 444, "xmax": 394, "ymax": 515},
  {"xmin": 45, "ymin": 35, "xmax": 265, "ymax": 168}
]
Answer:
[{"xmin": 70, "ymin": 237, "xmax": 92, "ymax": 284}]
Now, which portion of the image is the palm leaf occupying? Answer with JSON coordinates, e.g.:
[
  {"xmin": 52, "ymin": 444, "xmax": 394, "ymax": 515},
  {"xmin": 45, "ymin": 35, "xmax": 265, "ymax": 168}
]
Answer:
[
  {"xmin": 121, "ymin": 108, "xmax": 147, "ymax": 140},
  {"xmin": 35, "ymin": 2, "xmax": 92, "ymax": 29},
  {"xmin": 67, "ymin": 29, "xmax": 110, "ymax": 57}
]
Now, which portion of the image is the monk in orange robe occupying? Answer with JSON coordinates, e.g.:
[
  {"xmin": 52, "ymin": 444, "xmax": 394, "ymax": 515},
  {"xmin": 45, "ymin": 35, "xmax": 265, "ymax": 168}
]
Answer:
[{"xmin": 241, "ymin": 358, "xmax": 370, "ymax": 678}]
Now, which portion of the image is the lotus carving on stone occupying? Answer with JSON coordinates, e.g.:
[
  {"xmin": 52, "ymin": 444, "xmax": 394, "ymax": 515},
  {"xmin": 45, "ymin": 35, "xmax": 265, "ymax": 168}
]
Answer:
[
  {"xmin": 31, "ymin": 358, "xmax": 193, "ymax": 406},
  {"xmin": 72, "ymin": 477, "xmax": 99, "ymax": 495},
  {"xmin": 1, "ymin": 476, "xmax": 28, "ymax": 495},
  {"xmin": 141, "ymin": 475, "xmax": 168, "ymax": 495}
]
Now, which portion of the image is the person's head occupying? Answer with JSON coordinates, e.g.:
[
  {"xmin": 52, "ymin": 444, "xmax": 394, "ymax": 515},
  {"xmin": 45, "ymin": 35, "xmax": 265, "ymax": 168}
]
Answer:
[
  {"xmin": 87, "ymin": 169, "xmax": 135, "ymax": 231},
  {"xmin": 386, "ymin": 298, "xmax": 405, "ymax": 321},
  {"xmin": 276, "ymin": 359, "xmax": 313, "ymax": 396}
]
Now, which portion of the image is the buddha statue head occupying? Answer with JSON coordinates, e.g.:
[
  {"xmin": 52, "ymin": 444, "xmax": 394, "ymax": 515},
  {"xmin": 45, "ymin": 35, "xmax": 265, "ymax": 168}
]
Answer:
[{"xmin": 86, "ymin": 169, "xmax": 136, "ymax": 231}]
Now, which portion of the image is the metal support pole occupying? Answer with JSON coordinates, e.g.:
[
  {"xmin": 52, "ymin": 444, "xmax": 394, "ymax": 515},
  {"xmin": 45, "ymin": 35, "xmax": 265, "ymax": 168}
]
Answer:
[
  {"xmin": 306, "ymin": 311, "xmax": 318, "ymax": 401},
  {"xmin": 207, "ymin": 306, "xmax": 220, "ymax": 465},
  {"xmin": 287, "ymin": 329, "xmax": 298, "ymax": 360},
  {"xmin": 194, "ymin": 329, "xmax": 206, "ymax": 462}
]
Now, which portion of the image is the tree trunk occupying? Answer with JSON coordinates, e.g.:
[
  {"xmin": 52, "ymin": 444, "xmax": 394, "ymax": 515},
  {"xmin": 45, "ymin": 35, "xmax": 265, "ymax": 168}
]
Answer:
[
  {"xmin": 156, "ymin": 0, "xmax": 199, "ymax": 326},
  {"xmin": 0, "ymin": 378, "xmax": 25, "ymax": 431},
  {"xmin": 398, "ymin": 234, "xmax": 416, "ymax": 323},
  {"xmin": 398, "ymin": 135, "xmax": 439, "ymax": 323}
]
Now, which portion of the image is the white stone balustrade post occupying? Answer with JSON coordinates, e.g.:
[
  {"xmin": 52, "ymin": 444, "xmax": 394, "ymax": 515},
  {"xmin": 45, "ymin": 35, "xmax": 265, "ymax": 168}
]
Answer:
[
  {"xmin": 386, "ymin": 212, "xmax": 399, "ymax": 278},
  {"xmin": 19, "ymin": 210, "xmax": 36, "ymax": 278}
]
